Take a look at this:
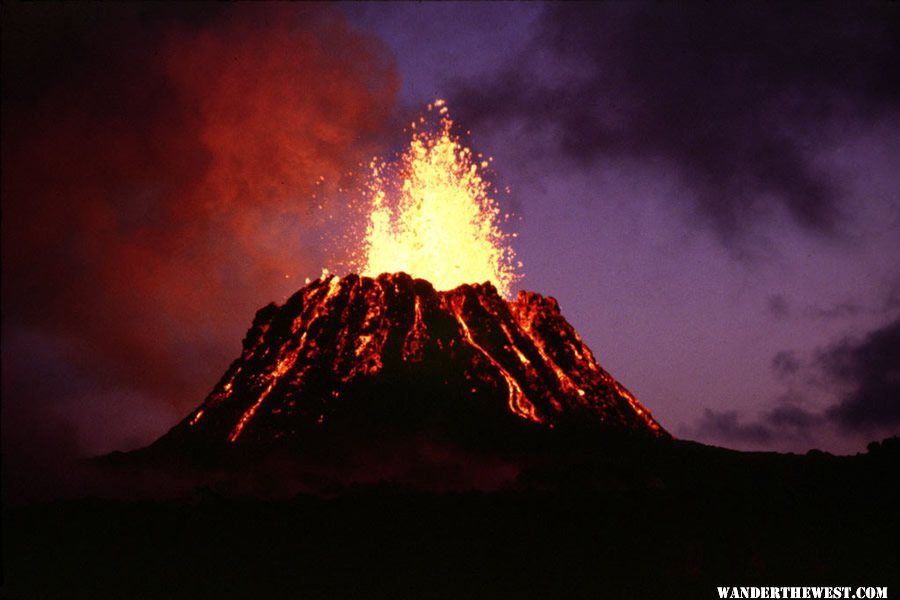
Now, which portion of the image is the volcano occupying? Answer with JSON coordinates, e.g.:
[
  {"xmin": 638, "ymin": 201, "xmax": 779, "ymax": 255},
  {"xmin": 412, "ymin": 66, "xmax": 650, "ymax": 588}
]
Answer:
[
  {"xmin": 113, "ymin": 102, "xmax": 669, "ymax": 489},
  {"xmin": 148, "ymin": 273, "xmax": 665, "ymax": 462},
  {"xmin": 27, "ymin": 271, "xmax": 900, "ymax": 597}
]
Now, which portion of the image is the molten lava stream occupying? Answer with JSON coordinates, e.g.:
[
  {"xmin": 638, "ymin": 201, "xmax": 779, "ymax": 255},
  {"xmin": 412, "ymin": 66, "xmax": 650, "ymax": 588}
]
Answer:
[{"xmin": 447, "ymin": 296, "xmax": 542, "ymax": 424}]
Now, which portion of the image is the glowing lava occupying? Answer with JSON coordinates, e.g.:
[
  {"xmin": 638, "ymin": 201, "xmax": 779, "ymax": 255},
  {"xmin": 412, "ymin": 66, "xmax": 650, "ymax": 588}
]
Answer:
[
  {"xmin": 160, "ymin": 102, "xmax": 668, "ymax": 449},
  {"xmin": 361, "ymin": 100, "xmax": 518, "ymax": 298},
  {"xmin": 163, "ymin": 273, "xmax": 668, "ymax": 447}
]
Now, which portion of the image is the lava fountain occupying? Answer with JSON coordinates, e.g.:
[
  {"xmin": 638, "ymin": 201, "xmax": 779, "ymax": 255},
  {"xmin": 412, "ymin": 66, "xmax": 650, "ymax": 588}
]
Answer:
[
  {"xmin": 145, "ymin": 100, "xmax": 667, "ymax": 459},
  {"xmin": 360, "ymin": 99, "xmax": 519, "ymax": 298}
]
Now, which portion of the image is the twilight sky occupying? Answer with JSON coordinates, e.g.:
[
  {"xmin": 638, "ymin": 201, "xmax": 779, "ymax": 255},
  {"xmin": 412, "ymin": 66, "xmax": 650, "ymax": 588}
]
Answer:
[{"xmin": 3, "ymin": 1, "xmax": 898, "ymax": 478}]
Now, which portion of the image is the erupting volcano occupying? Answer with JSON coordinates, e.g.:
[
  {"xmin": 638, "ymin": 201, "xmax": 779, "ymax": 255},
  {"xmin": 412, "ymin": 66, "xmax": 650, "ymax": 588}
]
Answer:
[
  {"xmin": 146, "ymin": 101, "xmax": 666, "ymax": 468},
  {"xmin": 157, "ymin": 272, "xmax": 664, "ymax": 449}
]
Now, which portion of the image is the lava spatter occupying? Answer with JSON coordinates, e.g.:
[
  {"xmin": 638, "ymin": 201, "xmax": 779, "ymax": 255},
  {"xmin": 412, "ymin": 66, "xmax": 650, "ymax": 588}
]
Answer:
[{"xmin": 360, "ymin": 101, "xmax": 518, "ymax": 298}]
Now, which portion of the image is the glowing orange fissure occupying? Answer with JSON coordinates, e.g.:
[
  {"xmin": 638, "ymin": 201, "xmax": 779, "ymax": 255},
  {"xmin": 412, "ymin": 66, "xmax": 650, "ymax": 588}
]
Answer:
[
  {"xmin": 446, "ymin": 294, "xmax": 542, "ymax": 423},
  {"xmin": 402, "ymin": 296, "xmax": 427, "ymax": 362},
  {"xmin": 226, "ymin": 277, "xmax": 344, "ymax": 442},
  {"xmin": 228, "ymin": 352, "xmax": 298, "ymax": 442},
  {"xmin": 511, "ymin": 309, "xmax": 585, "ymax": 401},
  {"xmin": 359, "ymin": 100, "xmax": 519, "ymax": 298},
  {"xmin": 520, "ymin": 297, "xmax": 665, "ymax": 433},
  {"xmin": 613, "ymin": 380, "xmax": 663, "ymax": 434}
]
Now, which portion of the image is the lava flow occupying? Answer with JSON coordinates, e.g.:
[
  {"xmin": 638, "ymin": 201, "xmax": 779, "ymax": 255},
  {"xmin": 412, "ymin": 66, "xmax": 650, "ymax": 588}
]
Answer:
[
  {"xmin": 156, "ymin": 272, "xmax": 664, "ymax": 449},
  {"xmin": 150, "ymin": 101, "xmax": 666, "ymax": 454}
]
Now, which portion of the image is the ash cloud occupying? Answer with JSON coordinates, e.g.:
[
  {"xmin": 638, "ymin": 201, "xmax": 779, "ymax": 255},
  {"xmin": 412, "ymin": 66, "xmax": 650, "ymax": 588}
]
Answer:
[
  {"xmin": 1, "ymin": 2, "xmax": 398, "ymax": 489},
  {"xmin": 451, "ymin": 2, "xmax": 900, "ymax": 246}
]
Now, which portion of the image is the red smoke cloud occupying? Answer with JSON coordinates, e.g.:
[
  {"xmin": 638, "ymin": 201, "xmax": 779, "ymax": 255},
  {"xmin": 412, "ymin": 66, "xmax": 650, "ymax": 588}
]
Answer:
[{"xmin": 1, "ymin": 4, "xmax": 398, "ymax": 466}]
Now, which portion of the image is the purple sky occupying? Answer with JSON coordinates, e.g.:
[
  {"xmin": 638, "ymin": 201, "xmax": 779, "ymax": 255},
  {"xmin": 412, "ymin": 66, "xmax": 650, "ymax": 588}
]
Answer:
[{"xmin": 2, "ymin": 2, "xmax": 898, "ymax": 473}]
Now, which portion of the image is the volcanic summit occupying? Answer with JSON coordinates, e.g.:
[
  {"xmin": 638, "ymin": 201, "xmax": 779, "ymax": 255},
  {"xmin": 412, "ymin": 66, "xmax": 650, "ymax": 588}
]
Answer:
[
  {"xmin": 139, "ymin": 102, "xmax": 667, "ymax": 477},
  {"xmin": 152, "ymin": 272, "xmax": 665, "ymax": 458}
]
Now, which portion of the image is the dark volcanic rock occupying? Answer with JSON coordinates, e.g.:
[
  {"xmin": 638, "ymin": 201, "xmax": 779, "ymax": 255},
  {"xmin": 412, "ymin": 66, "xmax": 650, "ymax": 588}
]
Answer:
[
  {"xmin": 112, "ymin": 273, "xmax": 669, "ymax": 492},
  {"xmin": 152, "ymin": 273, "xmax": 664, "ymax": 452}
]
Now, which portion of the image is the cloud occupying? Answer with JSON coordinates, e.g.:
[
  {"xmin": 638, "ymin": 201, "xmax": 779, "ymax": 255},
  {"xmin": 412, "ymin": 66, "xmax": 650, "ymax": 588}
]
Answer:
[
  {"xmin": 686, "ymin": 399, "xmax": 824, "ymax": 448},
  {"xmin": 690, "ymin": 409, "xmax": 774, "ymax": 445},
  {"xmin": 766, "ymin": 403, "xmax": 821, "ymax": 431},
  {"xmin": 819, "ymin": 318, "xmax": 900, "ymax": 433},
  {"xmin": 690, "ymin": 319, "xmax": 900, "ymax": 450},
  {"xmin": 771, "ymin": 351, "xmax": 801, "ymax": 378},
  {"xmin": 451, "ymin": 2, "xmax": 900, "ymax": 246},
  {"xmin": 804, "ymin": 301, "xmax": 866, "ymax": 319},
  {"xmin": 885, "ymin": 281, "xmax": 900, "ymax": 312},
  {"xmin": 767, "ymin": 281, "xmax": 900, "ymax": 324},
  {"xmin": 1, "ymin": 3, "xmax": 398, "ymax": 469},
  {"xmin": 766, "ymin": 295, "xmax": 791, "ymax": 319}
]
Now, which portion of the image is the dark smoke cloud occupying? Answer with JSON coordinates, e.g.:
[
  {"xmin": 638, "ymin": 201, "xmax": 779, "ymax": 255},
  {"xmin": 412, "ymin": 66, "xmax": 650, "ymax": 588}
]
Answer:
[
  {"xmin": 1, "ymin": 2, "xmax": 398, "ymax": 480},
  {"xmin": 766, "ymin": 403, "xmax": 821, "ymax": 431},
  {"xmin": 688, "ymin": 318, "xmax": 899, "ymax": 449},
  {"xmin": 819, "ymin": 318, "xmax": 900, "ymax": 433},
  {"xmin": 689, "ymin": 409, "xmax": 774, "ymax": 445},
  {"xmin": 806, "ymin": 279, "xmax": 900, "ymax": 320},
  {"xmin": 686, "ymin": 401, "xmax": 823, "ymax": 448},
  {"xmin": 451, "ymin": 1, "xmax": 900, "ymax": 246}
]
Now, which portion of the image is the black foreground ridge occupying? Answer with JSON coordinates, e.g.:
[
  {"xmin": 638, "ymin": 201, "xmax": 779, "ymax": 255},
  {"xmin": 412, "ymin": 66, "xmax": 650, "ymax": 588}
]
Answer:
[{"xmin": 149, "ymin": 272, "xmax": 665, "ymax": 454}]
